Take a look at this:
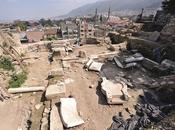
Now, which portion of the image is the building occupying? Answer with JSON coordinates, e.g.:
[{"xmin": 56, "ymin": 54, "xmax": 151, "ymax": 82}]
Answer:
[
  {"xmin": 26, "ymin": 31, "xmax": 44, "ymax": 43},
  {"xmin": 79, "ymin": 21, "xmax": 95, "ymax": 39},
  {"xmin": 44, "ymin": 28, "xmax": 58, "ymax": 39}
]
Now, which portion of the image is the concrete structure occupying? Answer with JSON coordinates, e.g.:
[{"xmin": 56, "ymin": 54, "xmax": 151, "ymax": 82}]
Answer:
[{"xmin": 60, "ymin": 98, "xmax": 84, "ymax": 128}]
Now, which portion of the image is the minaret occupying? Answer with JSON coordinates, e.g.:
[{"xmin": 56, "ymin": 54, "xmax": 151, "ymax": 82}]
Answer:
[
  {"xmin": 107, "ymin": 7, "xmax": 111, "ymax": 20},
  {"xmin": 94, "ymin": 8, "xmax": 98, "ymax": 23}
]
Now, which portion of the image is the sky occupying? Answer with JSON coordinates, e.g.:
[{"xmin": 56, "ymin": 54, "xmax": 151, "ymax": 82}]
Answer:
[{"xmin": 0, "ymin": 0, "xmax": 100, "ymax": 21}]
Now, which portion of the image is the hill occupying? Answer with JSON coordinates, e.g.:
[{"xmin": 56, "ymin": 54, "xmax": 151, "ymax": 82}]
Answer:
[{"xmin": 61, "ymin": 0, "xmax": 162, "ymax": 18}]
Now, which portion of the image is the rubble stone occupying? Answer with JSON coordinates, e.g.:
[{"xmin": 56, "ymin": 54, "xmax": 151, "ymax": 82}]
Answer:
[
  {"xmin": 45, "ymin": 83, "xmax": 66, "ymax": 100},
  {"xmin": 50, "ymin": 105, "xmax": 63, "ymax": 130},
  {"xmin": 148, "ymin": 31, "xmax": 160, "ymax": 42}
]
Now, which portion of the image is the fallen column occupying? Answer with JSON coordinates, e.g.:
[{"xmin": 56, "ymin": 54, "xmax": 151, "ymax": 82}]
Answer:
[{"xmin": 8, "ymin": 86, "xmax": 45, "ymax": 94}]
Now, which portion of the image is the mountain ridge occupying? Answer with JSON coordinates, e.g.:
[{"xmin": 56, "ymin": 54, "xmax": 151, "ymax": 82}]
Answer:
[{"xmin": 54, "ymin": 0, "xmax": 163, "ymax": 19}]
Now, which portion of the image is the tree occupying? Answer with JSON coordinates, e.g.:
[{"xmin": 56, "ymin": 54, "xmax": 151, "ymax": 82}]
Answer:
[
  {"xmin": 16, "ymin": 21, "xmax": 28, "ymax": 31},
  {"xmin": 162, "ymin": 0, "xmax": 175, "ymax": 14},
  {"xmin": 39, "ymin": 18, "xmax": 54, "ymax": 27}
]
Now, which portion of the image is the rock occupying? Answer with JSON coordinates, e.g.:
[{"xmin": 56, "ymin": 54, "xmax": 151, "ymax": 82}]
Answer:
[
  {"xmin": 64, "ymin": 78, "xmax": 74, "ymax": 85},
  {"xmin": 45, "ymin": 82, "xmax": 66, "ymax": 100},
  {"xmin": 89, "ymin": 85, "xmax": 94, "ymax": 89},
  {"xmin": 48, "ymin": 68, "xmax": 64, "ymax": 79},
  {"xmin": 35, "ymin": 103, "xmax": 43, "ymax": 110},
  {"xmin": 41, "ymin": 117, "xmax": 48, "ymax": 123},
  {"xmin": 161, "ymin": 59, "xmax": 175, "ymax": 70},
  {"xmin": 160, "ymin": 81, "xmax": 166, "ymax": 86},
  {"xmin": 44, "ymin": 108, "xmax": 50, "ymax": 114},
  {"xmin": 50, "ymin": 105, "xmax": 63, "ymax": 130},
  {"xmin": 41, "ymin": 117, "xmax": 48, "ymax": 130},
  {"xmin": 62, "ymin": 61, "xmax": 70, "ymax": 68},
  {"xmin": 108, "ymin": 45, "xmax": 116, "ymax": 51},
  {"xmin": 79, "ymin": 51, "xmax": 86, "ymax": 58},
  {"xmin": 148, "ymin": 31, "xmax": 160, "ymax": 42},
  {"xmin": 60, "ymin": 98, "xmax": 84, "ymax": 128}
]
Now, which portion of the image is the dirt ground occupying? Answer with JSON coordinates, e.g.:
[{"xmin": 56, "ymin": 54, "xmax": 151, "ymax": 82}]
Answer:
[
  {"xmin": 0, "ymin": 44, "xmax": 143, "ymax": 130},
  {"xmin": 62, "ymin": 44, "xmax": 143, "ymax": 130}
]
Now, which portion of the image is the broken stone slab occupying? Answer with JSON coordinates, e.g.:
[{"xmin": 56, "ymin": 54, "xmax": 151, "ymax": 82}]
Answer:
[
  {"xmin": 113, "ymin": 57, "xmax": 124, "ymax": 69},
  {"xmin": 142, "ymin": 58, "xmax": 159, "ymax": 70},
  {"xmin": 45, "ymin": 82, "xmax": 66, "ymax": 100},
  {"xmin": 85, "ymin": 59, "xmax": 104, "ymax": 72},
  {"xmin": 124, "ymin": 53, "xmax": 144, "ymax": 63},
  {"xmin": 161, "ymin": 59, "xmax": 175, "ymax": 71},
  {"xmin": 114, "ymin": 57, "xmax": 138, "ymax": 69},
  {"xmin": 148, "ymin": 31, "xmax": 160, "ymax": 42},
  {"xmin": 101, "ymin": 78, "xmax": 129, "ymax": 105},
  {"xmin": 8, "ymin": 86, "xmax": 45, "ymax": 94},
  {"xmin": 60, "ymin": 98, "xmax": 84, "ymax": 128},
  {"xmin": 50, "ymin": 105, "xmax": 63, "ymax": 130},
  {"xmin": 89, "ymin": 61, "xmax": 104, "ymax": 72}
]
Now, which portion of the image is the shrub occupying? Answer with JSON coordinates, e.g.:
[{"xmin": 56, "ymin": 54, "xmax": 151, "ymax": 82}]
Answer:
[
  {"xmin": 9, "ymin": 72, "xmax": 27, "ymax": 88},
  {"xmin": 0, "ymin": 57, "xmax": 14, "ymax": 71}
]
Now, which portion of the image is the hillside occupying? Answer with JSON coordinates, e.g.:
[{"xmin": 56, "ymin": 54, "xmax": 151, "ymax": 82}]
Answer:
[{"xmin": 64, "ymin": 0, "xmax": 162, "ymax": 17}]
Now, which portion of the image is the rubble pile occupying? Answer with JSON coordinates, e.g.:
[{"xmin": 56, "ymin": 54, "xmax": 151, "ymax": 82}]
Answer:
[{"xmin": 108, "ymin": 103, "xmax": 165, "ymax": 130}]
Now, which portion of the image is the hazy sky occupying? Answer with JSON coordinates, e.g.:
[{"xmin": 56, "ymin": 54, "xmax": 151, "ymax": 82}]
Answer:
[{"xmin": 0, "ymin": 0, "xmax": 100, "ymax": 21}]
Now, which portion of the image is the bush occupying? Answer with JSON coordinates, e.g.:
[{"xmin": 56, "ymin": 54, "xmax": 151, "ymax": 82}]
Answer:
[
  {"xmin": 0, "ymin": 57, "xmax": 14, "ymax": 71},
  {"xmin": 9, "ymin": 72, "xmax": 27, "ymax": 88}
]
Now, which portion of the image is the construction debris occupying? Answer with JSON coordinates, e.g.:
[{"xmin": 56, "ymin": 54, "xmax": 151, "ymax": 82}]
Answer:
[{"xmin": 60, "ymin": 98, "xmax": 84, "ymax": 128}]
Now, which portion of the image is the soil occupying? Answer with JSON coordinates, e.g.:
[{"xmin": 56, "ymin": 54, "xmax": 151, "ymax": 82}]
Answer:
[{"xmin": 0, "ymin": 44, "xmax": 144, "ymax": 130}]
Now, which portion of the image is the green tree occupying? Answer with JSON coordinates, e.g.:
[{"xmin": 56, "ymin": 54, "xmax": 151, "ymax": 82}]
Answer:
[
  {"xmin": 39, "ymin": 18, "xmax": 53, "ymax": 27},
  {"xmin": 162, "ymin": 0, "xmax": 175, "ymax": 14},
  {"xmin": 16, "ymin": 21, "xmax": 28, "ymax": 31}
]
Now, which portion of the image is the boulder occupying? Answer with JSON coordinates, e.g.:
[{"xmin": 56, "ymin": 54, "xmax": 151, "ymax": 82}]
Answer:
[{"xmin": 60, "ymin": 98, "xmax": 84, "ymax": 128}]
